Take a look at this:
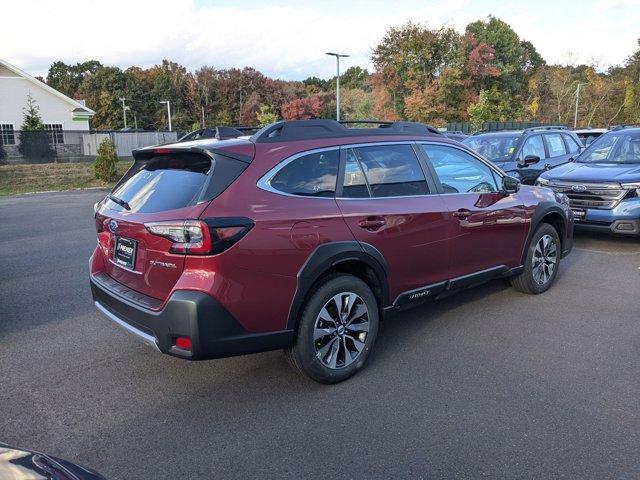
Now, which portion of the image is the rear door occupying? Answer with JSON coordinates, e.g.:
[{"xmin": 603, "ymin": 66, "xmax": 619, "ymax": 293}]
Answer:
[
  {"xmin": 335, "ymin": 142, "xmax": 450, "ymax": 301},
  {"xmin": 562, "ymin": 132, "xmax": 583, "ymax": 158},
  {"xmin": 95, "ymin": 151, "xmax": 235, "ymax": 301},
  {"xmin": 543, "ymin": 133, "xmax": 572, "ymax": 170},
  {"xmin": 419, "ymin": 143, "xmax": 527, "ymax": 278}
]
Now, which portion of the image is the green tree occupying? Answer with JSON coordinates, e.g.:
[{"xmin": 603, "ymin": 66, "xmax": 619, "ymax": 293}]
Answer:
[
  {"xmin": 622, "ymin": 39, "xmax": 640, "ymax": 123},
  {"xmin": 467, "ymin": 87, "xmax": 521, "ymax": 130},
  {"xmin": 465, "ymin": 16, "xmax": 544, "ymax": 96},
  {"xmin": 303, "ymin": 76, "xmax": 329, "ymax": 91},
  {"xmin": 0, "ymin": 141, "xmax": 6, "ymax": 165},
  {"xmin": 339, "ymin": 66, "xmax": 370, "ymax": 91},
  {"xmin": 77, "ymin": 66, "xmax": 128, "ymax": 129},
  {"xmin": 372, "ymin": 22, "xmax": 462, "ymax": 118},
  {"xmin": 256, "ymin": 104, "xmax": 278, "ymax": 126},
  {"xmin": 20, "ymin": 93, "xmax": 45, "ymax": 130},
  {"xmin": 341, "ymin": 88, "xmax": 374, "ymax": 120},
  {"xmin": 18, "ymin": 94, "xmax": 56, "ymax": 163},
  {"xmin": 94, "ymin": 138, "xmax": 118, "ymax": 181},
  {"xmin": 46, "ymin": 60, "xmax": 102, "ymax": 98}
]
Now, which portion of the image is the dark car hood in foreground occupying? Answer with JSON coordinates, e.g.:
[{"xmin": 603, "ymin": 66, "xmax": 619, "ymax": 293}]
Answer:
[
  {"xmin": 0, "ymin": 443, "xmax": 106, "ymax": 479},
  {"xmin": 540, "ymin": 161, "xmax": 640, "ymax": 184}
]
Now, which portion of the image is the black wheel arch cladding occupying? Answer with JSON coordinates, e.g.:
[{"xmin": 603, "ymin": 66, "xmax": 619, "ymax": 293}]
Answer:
[
  {"xmin": 521, "ymin": 201, "xmax": 567, "ymax": 264},
  {"xmin": 286, "ymin": 241, "xmax": 389, "ymax": 330}
]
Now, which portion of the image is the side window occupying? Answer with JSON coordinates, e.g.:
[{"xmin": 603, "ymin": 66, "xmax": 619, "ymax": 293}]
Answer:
[
  {"xmin": 563, "ymin": 134, "xmax": 581, "ymax": 154},
  {"xmin": 270, "ymin": 149, "xmax": 339, "ymax": 197},
  {"xmin": 346, "ymin": 144, "xmax": 429, "ymax": 198},
  {"xmin": 421, "ymin": 144, "xmax": 499, "ymax": 194},
  {"xmin": 342, "ymin": 149, "xmax": 370, "ymax": 198},
  {"xmin": 519, "ymin": 135, "xmax": 546, "ymax": 160},
  {"xmin": 545, "ymin": 133, "xmax": 567, "ymax": 157}
]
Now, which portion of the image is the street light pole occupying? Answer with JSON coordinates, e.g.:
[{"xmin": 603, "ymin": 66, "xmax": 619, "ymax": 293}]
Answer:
[
  {"xmin": 573, "ymin": 83, "xmax": 582, "ymax": 128},
  {"xmin": 325, "ymin": 52, "xmax": 350, "ymax": 121},
  {"xmin": 119, "ymin": 97, "xmax": 128, "ymax": 129},
  {"xmin": 159, "ymin": 101, "xmax": 172, "ymax": 131}
]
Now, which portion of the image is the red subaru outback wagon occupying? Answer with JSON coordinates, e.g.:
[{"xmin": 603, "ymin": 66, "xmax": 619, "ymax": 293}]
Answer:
[{"xmin": 91, "ymin": 120, "xmax": 573, "ymax": 383}]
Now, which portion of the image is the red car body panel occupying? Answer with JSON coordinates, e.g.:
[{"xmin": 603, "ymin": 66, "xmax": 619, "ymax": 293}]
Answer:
[{"xmin": 336, "ymin": 196, "xmax": 450, "ymax": 301}]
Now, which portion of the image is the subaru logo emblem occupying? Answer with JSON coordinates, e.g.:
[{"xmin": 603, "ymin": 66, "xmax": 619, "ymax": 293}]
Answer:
[
  {"xmin": 108, "ymin": 219, "xmax": 118, "ymax": 232},
  {"xmin": 571, "ymin": 185, "xmax": 587, "ymax": 192}
]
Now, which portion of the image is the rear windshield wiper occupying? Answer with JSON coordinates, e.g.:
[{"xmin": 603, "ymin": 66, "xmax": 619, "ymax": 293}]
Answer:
[{"xmin": 108, "ymin": 194, "xmax": 131, "ymax": 210}]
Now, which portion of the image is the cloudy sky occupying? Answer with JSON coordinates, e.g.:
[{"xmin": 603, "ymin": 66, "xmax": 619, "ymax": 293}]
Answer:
[{"xmin": 3, "ymin": 0, "xmax": 639, "ymax": 79}]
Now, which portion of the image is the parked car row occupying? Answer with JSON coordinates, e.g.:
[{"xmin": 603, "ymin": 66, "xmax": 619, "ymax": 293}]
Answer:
[{"xmin": 459, "ymin": 125, "xmax": 640, "ymax": 236}]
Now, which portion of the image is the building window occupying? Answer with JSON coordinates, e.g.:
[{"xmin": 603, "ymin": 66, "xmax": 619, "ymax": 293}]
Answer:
[
  {"xmin": 44, "ymin": 124, "xmax": 64, "ymax": 144},
  {"xmin": 0, "ymin": 124, "xmax": 15, "ymax": 145}
]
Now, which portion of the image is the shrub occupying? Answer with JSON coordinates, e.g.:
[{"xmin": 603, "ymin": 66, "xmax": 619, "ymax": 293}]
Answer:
[
  {"xmin": 18, "ymin": 93, "xmax": 57, "ymax": 163},
  {"xmin": 94, "ymin": 138, "xmax": 118, "ymax": 181},
  {"xmin": 18, "ymin": 130, "xmax": 57, "ymax": 163},
  {"xmin": 0, "ymin": 142, "xmax": 6, "ymax": 165}
]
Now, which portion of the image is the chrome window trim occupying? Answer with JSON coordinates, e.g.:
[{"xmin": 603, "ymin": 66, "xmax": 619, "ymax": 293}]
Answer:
[
  {"xmin": 336, "ymin": 194, "xmax": 437, "ymax": 201},
  {"xmin": 256, "ymin": 146, "xmax": 340, "ymax": 200}
]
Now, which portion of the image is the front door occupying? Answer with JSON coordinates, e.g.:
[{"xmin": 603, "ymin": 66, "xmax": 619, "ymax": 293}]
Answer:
[
  {"xmin": 516, "ymin": 134, "xmax": 547, "ymax": 184},
  {"xmin": 335, "ymin": 143, "xmax": 450, "ymax": 303},
  {"xmin": 419, "ymin": 143, "xmax": 528, "ymax": 280}
]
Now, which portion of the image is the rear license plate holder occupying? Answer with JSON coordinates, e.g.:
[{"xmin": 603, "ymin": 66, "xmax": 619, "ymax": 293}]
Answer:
[{"xmin": 114, "ymin": 236, "xmax": 137, "ymax": 270}]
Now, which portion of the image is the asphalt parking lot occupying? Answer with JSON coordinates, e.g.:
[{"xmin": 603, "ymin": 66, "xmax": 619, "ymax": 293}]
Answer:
[{"xmin": 1, "ymin": 190, "xmax": 639, "ymax": 479}]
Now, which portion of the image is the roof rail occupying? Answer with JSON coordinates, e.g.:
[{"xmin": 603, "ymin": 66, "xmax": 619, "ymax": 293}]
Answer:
[
  {"xmin": 250, "ymin": 119, "xmax": 441, "ymax": 143},
  {"xmin": 609, "ymin": 124, "xmax": 640, "ymax": 131},
  {"xmin": 523, "ymin": 125, "xmax": 568, "ymax": 133},
  {"xmin": 471, "ymin": 129, "xmax": 520, "ymax": 135}
]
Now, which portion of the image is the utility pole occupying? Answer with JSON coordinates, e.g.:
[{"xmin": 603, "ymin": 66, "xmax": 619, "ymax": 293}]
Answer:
[
  {"xmin": 119, "ymin": 97, "xmax": 129, "ymax": 129},
  {"xmin": 573, "ymin": 83, "xmax": 582, "ymax": 128},
  {"xmin": 159, "ymin": 101, "xmax": 172, "ymax": 131},
  {"xmin": 325, "ymin": 52, "xmax": 350, "ymax": 121}
]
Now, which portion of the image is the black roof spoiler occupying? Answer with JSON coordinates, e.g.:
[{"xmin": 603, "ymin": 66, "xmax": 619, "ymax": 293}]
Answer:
[{"xmin": 250, "ymin": 120, "xmax": 441, "ymax": 143}]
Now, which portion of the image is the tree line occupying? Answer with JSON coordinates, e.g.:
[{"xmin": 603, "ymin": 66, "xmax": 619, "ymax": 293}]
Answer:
[{"xmin": 44, "ymin": 16, "xmax": 640, "ymax": 132}]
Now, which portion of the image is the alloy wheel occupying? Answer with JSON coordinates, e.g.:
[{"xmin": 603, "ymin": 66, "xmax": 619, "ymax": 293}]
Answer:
[
  {"xmin": 532, "ymin": 234, "xmax": 557, "ymax": 285},
  {"xmin": 313, "ymin": 292, "xmax": 370, "ymax": 369}
]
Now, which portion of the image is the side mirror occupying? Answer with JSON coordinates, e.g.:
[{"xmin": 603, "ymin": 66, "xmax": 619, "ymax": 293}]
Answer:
[
  {"xmin": 518, "ymin": 155, "xmax": 540, "ymax": 167},
  {"xmin": 502, "ymin": 175, "xmax": 520, "ymax": 195}
]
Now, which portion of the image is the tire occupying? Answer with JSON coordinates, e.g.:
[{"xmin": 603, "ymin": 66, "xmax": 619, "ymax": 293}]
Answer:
[
  {"xmin": 286, "ymin": 273, "xmax": 379, "ymax": 384},
  {"xmin": 510, "ymin": 222, "xmax": 561, "ymax": 294}
]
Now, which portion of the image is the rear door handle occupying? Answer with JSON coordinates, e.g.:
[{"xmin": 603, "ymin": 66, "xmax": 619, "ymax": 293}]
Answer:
[
  {"xmin": 358, "ymin": 217, "xmax": 386, "ymax": 231},
  {"xmin": 544, "ymin": 162, "xmax": 552, "ymax": 170},
  {"xmin": 452, "ymin": 209, "xmax": 471, "ymax": 220}
]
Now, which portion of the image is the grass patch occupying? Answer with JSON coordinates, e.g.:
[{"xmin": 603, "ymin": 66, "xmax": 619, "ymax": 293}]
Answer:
[{"xmin": 0, "ymin": 160, "xmax": 132, "ymax": 196}]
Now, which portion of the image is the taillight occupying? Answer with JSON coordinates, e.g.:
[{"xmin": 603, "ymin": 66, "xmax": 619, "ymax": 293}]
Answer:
[
  {"xmin": 145, "ymin": 220, "xmax": 211, "ymax": 254},
  {"xmin": 145, "ymin": 218, "xmax": 253, "ymax": 255}
]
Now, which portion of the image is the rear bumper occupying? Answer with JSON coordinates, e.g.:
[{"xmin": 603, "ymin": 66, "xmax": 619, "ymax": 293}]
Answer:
[{"xmin": 90, "ymin": 272, "xmax": 293, "ymax": 360}]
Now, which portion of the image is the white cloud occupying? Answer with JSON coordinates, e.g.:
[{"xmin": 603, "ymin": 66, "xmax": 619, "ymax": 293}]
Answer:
[{"xmin": 1, "ymin": 0, "xmax": 639, "ymax": 79}]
